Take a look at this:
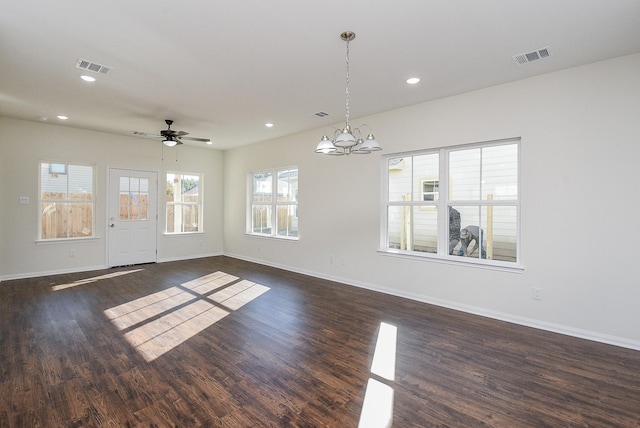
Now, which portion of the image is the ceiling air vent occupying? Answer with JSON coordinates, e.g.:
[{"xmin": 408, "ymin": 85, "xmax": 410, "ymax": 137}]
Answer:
[
  {"xmin": 314, "ymin": 111, "xmax": 329, "ymax": 117},
  {"xmin": 76, "ymin": 58, "xmax": 112, "ymax": 74},
  {"xmin": 512, "ymin": 47, "xmax": 551, "ymax": 65}
]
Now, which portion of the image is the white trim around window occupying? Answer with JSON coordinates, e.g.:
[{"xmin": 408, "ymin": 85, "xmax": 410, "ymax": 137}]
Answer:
[
  {"xmin": 381, "ymin": 138, "xmax": 521, "ymax": 270},
  {"xmin": 38, "ymin": 161, "xmax": 96, "ymax": 241},
  {"xmin": 247, "ymin": 167, "xmax": 298, "ymax": 240},
  {"xmin": 166, "ymin": 171, "xmax": 203, "ymax": 234}
]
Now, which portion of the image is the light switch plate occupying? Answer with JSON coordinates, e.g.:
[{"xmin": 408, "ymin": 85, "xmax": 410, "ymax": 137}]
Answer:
[{"xmin": 19, "ymin": 196, "xmax": 30, "ymax": 205}]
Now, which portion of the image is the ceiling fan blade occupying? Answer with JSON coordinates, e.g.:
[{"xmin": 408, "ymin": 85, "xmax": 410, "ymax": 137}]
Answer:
[
  {"xmin": 132, "ymin": 131, "xmax": 162, "ymax": 139},
  {"xmin": 181, "ymin": 136, "xmax": 211, "ymax": 143},
  {"xmin": 176, "ymin": 130, "xmax": 189, "ymax": 136}
]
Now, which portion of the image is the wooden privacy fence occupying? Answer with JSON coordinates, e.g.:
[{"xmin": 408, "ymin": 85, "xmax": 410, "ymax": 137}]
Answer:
[{"xmin": 41, "ymin": 193, "xmax": 94, "ymax": 239}]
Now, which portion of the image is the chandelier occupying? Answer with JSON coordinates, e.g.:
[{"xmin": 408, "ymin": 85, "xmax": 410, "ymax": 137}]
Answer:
[{"xmin": 315, "ymin": 31, "xmax": 381, "ymax": 156}]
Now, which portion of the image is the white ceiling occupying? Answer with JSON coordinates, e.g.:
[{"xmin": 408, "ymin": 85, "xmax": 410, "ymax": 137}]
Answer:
[{"xmin": 2, "ymin": 0, "xmax": 640, "ymax": 150}]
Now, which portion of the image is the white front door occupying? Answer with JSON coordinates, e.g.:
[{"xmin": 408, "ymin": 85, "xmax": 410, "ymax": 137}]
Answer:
[{"xmin": 108, "ymin": 168, "xmax": 158, "ymax": 267}]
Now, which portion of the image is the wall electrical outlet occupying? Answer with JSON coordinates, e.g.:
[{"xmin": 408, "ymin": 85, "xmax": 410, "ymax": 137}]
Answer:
[
  {"xmin": 19, "ymin": 196, "xmax": 30, "ymax": 205},
  {"xmin": 532, "ymin": 287, "xmax": 542, "ymax": 300}
]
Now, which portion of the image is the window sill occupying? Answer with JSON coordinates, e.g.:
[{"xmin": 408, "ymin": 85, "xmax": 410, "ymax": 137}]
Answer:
[
  {"xmin": 36, "ymin": 236, "xmax": 100, "ymax": 245},
  {"xmin": 163, "ymin": 232, "xmax": 205, "ymax": 237},
  {"xmin": 378, "ymin": 249, "xmax": 524, "ymax": 273},
  {"xmin": 245, "ymin": 233, "xmax": 299, "ymax": 242}
]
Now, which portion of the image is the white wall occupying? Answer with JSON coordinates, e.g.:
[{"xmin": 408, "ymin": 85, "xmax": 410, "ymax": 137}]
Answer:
[
  {"xmin": 224, "ymin": 53, "xmax": 640, "ymax": 348},
  {"xmin": 0, "ymin": 118, "xmax": 224, "ymax": 278}
]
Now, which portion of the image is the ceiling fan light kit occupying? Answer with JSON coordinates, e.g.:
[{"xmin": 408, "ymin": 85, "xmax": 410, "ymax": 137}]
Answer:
[
  {"xmin": 162, "ymin": 137, "xmax": 178, "ymax": 147},
  {"xmin": 315, "ymin": 31, "xmax": 382, "ymax": 156}
]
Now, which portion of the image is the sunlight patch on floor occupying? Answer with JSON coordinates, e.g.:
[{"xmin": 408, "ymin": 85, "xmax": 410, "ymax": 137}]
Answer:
[
  {"xmin": 104, "ymin": 271, "xmax": 269, "ymax": 362},
  {"xmin": 125, "ymin": 301, "xmax": 230, "ymax": 362},
  {"xmin": 370, "ymin": 322, "xmax": 397, "ymax": 381},
  {"xmin": 51, "ymin": 269, "xmax": 144, "ymax": 291},
  {"xmin": 359, "ymin": 378, "xmax": 394, "ymax": 428},
  {"xmin": 359, "ymin": 322, "xmax": 397, "ymax": 428}
]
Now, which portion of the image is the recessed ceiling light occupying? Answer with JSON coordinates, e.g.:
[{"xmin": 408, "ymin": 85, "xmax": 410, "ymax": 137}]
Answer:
[
  {"xmin": 80, "ymin": 75, "xmax": 96, "ymax": 82},
  {"xmin": 406, "ymin": 77, "xmax": 420, "ymax": 85},
  {"xmin": 57, "ymin": 115, "xmax": 68, "ymax": 120},
  {"xmin": 265, "ymin": 123, "xmax": 274, "ymax": 128}
]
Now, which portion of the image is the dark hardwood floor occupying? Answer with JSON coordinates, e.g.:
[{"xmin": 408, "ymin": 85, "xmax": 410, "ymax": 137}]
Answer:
[{"xmin": 1, "ymin": 256, "xmax": 639, "ymax": 427}]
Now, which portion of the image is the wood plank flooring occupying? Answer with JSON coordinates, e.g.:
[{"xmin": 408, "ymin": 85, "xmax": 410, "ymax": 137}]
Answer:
[{"xmin": 1, "ymin": 256, "xmax": 639, "ymax": 427}]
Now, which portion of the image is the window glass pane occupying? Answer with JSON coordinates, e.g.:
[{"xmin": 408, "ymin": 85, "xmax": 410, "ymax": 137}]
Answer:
[
  {"xmin": 252, "ymin": 205, "xmax": 272, "ymax": 234},
  {"xmin": 449, "ymin": 148, "xmax": 481, "ymax": 200},
  {"xmin": 41, "ymin": 202, "xmax": 67, "ymax": 239},
  {"xmin": 448, "ymin": 206, "xmax": 462, "ymax": 255},
  {"xmin": 458, "ymin": 222, "xmax": 487, "ymax": 259},
  {"xmin": 485, "ymin": 205, "xmax": 518, "ymax": 262},
  {"xmin": 181, "ymin": 175, "xmax": 200, "ymax": 203},
  {"xmin": 481, "ymin": 144, "xmax": 518, "ymax": 200},
  {"xmin": 167, "ymin": 174, "xmax": 176, "ymax": 202},
  {"xmin": 276, "ymin": 205, "xmax": 298, "ymax": 237},
  {"xmin": 118, "ymin": 177, "xmax": 149, "ymax": 221},
  {"xmin": 41, "ymin": 163, "xmax": 67, "ymax": 200},
  {"xmin": 253, "ymin": 173, "xmax": 272, "ymax": 203},
  {"xmin": 120, "ymin": 177, "xmax": 130, "ymax": 192},
  {"xmin": 137, "ymin": 179, "xmax": 149, "ymax": 220},
  {"xmin": 166, "ymin": 205, "xmax": 175, "ymax": 233},
  {"xmin": 413, "ymin": 153, "xmax": 439, "ymax": 201},
  {"xmin": 181, "ymin": 204, "xmax": 200, "ymax": 232},
  {"xmin": 277, "ymin": 169, "xmax": 298, "ymax": 203},
  {"xmin": 412, "ymin": 207, "xmax": 438, "ymax": 253},
  {"xmin": 454, "ymin": 205, "xmax": 483, "ymax": 259},
  {"xmin": 388, "ymin": 157, "xmax": 412, "ymax": 202},
  {"xmin": 454, "ymin": 206, "xmax": 488, "ymax": 260},
  {"xmin": 68, "ymin": 165, "xmax": 93, "ymax": 200},
  {"xmin": 387, "ymin": 206, "xmax": 410, "ymax": 250},
  {"xmin": 68, "ymin": 202, "xmax": 93, "ymax": 237}
]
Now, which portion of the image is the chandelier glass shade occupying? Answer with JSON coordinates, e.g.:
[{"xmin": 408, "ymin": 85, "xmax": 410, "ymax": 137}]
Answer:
[{"xmin": 315, "ymin": 31, "xmax": 381, "ymax": 156}]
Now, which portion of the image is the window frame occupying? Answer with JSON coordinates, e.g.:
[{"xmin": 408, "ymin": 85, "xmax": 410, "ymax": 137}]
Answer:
[
  {"xmin": 247, "ymin": 166, "xmax": 299, "ymax": 240},
  {"xmin": 381, "ymin": 138, "xmax": 521, "ymax": 270},
  {"xmin": 165, "ymin": 171, "xmax": 204, "ymax": 234},
  {"xmin": 38, "ymin": 161, "xmax": 96, "ymax": 241}
]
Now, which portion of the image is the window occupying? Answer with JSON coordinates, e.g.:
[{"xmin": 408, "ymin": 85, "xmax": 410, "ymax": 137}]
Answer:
[
  {"xmin": 119, "ymin": 176, "xmax": 149, "ymax": 221},
  {"xmin": 39, "ymin": 162, "xmax": 95, "ymax": 240},
  {"xmin": 421, "ymin": 179, "xmax": 439, "ymax": 201},
  {"xmin": 166, "ymin": 172, "xmax": 203, "ymax": 233},
  {"xmin": 383, "ymin": 139, "xmax": 519, "ymax": 266},
  {"xmin": 248, "ymin": 167, "xmax": 298, "ymax": 239}
]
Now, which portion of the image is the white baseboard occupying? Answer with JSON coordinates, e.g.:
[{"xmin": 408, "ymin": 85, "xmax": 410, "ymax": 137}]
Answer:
[
  {"xmin": 224, "ymin": 252, "xmax": 640, "ymax": 352},
  {"xmin": 157, "ymin": 251, "xmax": 223, "ymax": 264},
  {"xmin": 0, "ymin": 264, "xmax": 108, "ymax": 282},
  {"xmin": 0, "ymin": 251, "xmax": 224, "ymax": 282}
]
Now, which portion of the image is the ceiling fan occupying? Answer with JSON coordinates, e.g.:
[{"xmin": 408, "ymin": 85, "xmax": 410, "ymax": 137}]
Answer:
[{"xmin": 140, "ymin": 119, "xmax": 211, "ymax": 147}]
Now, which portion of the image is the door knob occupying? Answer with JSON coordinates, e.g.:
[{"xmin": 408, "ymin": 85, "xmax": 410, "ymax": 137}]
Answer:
[{"xmin": 110, "ymin": 224, "xmax": 115, "ymax": 228}]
